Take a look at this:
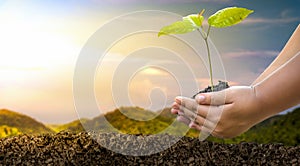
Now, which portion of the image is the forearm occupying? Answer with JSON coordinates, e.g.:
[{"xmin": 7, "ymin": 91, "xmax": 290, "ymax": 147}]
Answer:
[
  {"xmin": 252, "ymin": 24, "xmax": 300, "ymax": 85},
  {"xmin": 254, "ymin": 52, "xmax": 300, "ymax": 117}
]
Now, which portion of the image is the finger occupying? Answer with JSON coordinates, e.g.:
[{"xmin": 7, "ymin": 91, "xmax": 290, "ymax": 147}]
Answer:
[
  {"xmin": 175, "ymin": 96, "xmax": 197, "ymax": 109},
  {"xmin": 189, "ymin": 121, "xmax": 201, "ymax": 130},
  {"xmin": 175, "ymin": 96, "xmax": 198, "ymax": 112},
  {"xmin": 194, "ymin": 104, "xmax": 208, "ymax": 118},
  {"xmin": 172, "ymin": 102, "xmax": 180, "ymax": 109},
  {"xmin": 176, "ymin": 97, "xmax": 222, "ymax": 119},
  {"xmin": 177, "ymin": 110, "xmax": 184, "ymax": 116},
  {"xmin": 179, "ymin": 103, "xmax": 211, "ymax": 120},
  {"xmin": 176, "ymin": 115, "xmax": 190, "ymax": 125},
  {"xmin": 192, "ymin": 115, "xmax": 209, "ymax": 126},
  {"xmin": 195, "ymin": 89, "xmax": 230, "ymax": 106},
  {"xmin": 171, "ymin": 108, "xmax": 179, "ymax": 114},
  {"xmin": 179, "ymin": 105, "xmax": 216, "ymax": 130},
  {"xmin": 194, "ymin": 104, "xmax": 226, "ymax": 129},
  {"xmin": 175, "ymin": 96, "xmax": 182, "ymax": 104},
  {"xmin": 179, "ymin": 105, "xmax": 197, "ymax": 121},
  {"xmin": 171, "ymin": 102, "xmax": 180, "ymax": 114},
  {"xmin": 192, "ymin": 114, "xmax": 218, "ymax": 131}
]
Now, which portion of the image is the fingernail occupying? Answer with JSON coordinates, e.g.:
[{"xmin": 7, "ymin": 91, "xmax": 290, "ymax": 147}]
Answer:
[
  {"xmin": 189, "ymin": 122, "xmax": 195, "ymax": 128},
  {"xmin": 170, "ymin": 108, "xmax": 178, "ymax": 114},
  {"xmin": 175, "ymin": 96, "xmax": 182, "ymax": 103},
  {"xmin": 196, "ymin": 95, "xmax": 205, "ymax": 102}
]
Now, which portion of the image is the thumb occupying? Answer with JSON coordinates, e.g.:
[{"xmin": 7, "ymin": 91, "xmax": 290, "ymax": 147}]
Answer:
[{"xmin": 195, "ymin": 89, "xmax": 229, "ymax": 106}]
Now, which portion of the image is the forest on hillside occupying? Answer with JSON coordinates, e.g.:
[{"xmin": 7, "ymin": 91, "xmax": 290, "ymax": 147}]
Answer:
[{"xmin": 0, "ymin": 107, "xmax": 299, "ymax": 146}]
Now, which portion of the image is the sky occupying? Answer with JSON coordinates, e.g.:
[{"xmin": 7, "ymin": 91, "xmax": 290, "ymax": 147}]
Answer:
[{"xmin": 0, "ymin": 0, "xmax": 299, "ymax": 123}]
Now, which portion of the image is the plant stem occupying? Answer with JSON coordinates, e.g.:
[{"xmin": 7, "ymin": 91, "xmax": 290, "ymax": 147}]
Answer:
[
  {"xmin": 197, "ymin": 28, "xmax": 205, "ymax": 39},
  {"xmin": 198, "ymin": 25, "xmax": 214, "ymax": 91}
]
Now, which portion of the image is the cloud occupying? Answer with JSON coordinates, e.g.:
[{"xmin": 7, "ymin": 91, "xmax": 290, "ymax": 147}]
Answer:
[
  {"xmin": 242, "ymin": 17, "xmax": 300, "ymax": 25},
  {"xmin": 223, "ymin": 50, "xmax": 279, "ymax": 58},
  {"xmin": 91, "ymin": 0, "xmax": 232, "ymax": 4},
  {"xmin": 196, "ymin": 0, "xmax": 232, "ymax": 2},
  {"xmin": 140, "ymin": 67, "xmax": 168, "ymax": 76},
  {"xmin": 280, "ymin": 9, "xmax": 293, "ymax": 18},
  {"xmin": 170, "ymin": 0, "xmax": 232, "ymax": 3}
]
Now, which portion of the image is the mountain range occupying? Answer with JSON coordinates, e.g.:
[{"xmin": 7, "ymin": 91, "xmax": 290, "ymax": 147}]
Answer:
[
  {"xmin": 0, "ymin": 107, "xmax": 299, "ymax": 146},
  {"xmin": 0, "ymin": 109, "xmax": 53, "ymax": 137}
]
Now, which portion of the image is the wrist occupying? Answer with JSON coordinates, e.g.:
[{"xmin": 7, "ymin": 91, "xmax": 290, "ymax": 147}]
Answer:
[{"xmin": 252, "ymin": 84, "xmax": 277, "ymax": 119}]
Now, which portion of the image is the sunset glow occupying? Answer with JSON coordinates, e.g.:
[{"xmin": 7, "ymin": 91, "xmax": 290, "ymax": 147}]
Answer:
[{"xmin": 1, "ymin": 0, "xmax": 299, "ymax": 123}]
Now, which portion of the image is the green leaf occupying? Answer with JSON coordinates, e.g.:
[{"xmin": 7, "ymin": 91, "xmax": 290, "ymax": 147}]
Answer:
[
  {"xmin": 183, "ymin": 14, "xmax": 204, "ymax": 28},
  {"xmin": 208, "ymin": 7, "xmax": 254, "ymax": 28},
  {"xmin": 158, "ymin": 20, "xmax": 196, "ymax": 37},
  {"xmin": 158, "ymin": 12, "xmax": 204, "ymax": 37}
]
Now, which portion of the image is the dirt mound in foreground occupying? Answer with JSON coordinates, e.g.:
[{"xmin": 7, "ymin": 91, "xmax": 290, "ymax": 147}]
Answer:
[{"xmin": 0, "ymin": 132, "xmax": 299, "ymax": 165}]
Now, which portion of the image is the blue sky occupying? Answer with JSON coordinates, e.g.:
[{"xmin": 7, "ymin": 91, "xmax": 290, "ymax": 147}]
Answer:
[{"xmin": 0, "ymin": 0, "xmax": 299, "ymax": 123}]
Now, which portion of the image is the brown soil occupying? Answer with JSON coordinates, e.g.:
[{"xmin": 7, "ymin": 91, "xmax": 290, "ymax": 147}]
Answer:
[
  {"xmin": 0, "ymin": 132, "xmax": 299, "ymax": 165},
  {"xmin": 192, "ymin": 80, "xmax": 229, "ymax": 98}
]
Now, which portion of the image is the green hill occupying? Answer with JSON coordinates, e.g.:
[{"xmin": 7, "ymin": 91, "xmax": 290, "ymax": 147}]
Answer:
[
  {"xmin": 244, "ymin": 108, "xmax": 300, "ymax": 145},
  {"xmin": 0, "ymin": 109, "xmax": 54, "ymax": 137},
  {"xmin": 49, "ymin": 106, "xmax": 300, "ymax": 145},
  {"xmin": 102, "ymin": 107, "xmax": 198, "ymax": 137},
  {"xmin": 52, "ymin": 106, "xmax": 199, "ymax": 137},
  {"xmin": 47, "ymin": 119, "xmax": 87, "ymax": 133},
  {"xmin": 208, "ymin": 107, "xmax": 300, "ymax": 146},
  {"xmin": 92, "ymin": 107, "xmax": 199, "ymax": 137},
  {"xmin": 1, "ymin": 107, "xmax": 299, "ymax": 146}
]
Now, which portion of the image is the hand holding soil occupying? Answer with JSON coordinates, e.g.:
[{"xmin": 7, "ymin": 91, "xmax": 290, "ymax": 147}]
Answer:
[
  {"xmin": 172, "ymin": 86, "xmax": 266, "ymax": 138},
  {"xmin": 172, "ymin": 24, "xmax": 300, "ymax": 139}
]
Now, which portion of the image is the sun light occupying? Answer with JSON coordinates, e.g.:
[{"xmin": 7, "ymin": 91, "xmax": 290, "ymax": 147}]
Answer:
[
  {"xmin": 0, "ymin": 16, "xmax": 78, "ymax": 88},
  {"xmin": 141, "ymin": 67, "xmax": 168, "ymax": 76}
]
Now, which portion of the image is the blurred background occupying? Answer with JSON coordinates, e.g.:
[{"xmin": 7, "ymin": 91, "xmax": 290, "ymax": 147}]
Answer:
[{"xmin": 0, "ymin": 0, "xmax": 299, "ymax": 145}]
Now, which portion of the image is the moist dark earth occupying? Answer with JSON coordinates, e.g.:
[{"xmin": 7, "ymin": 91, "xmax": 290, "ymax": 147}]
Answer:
[
  {"xmin": 0, "ymin": 132, "xmax": 299, "ymax": 165},
  {"xmin": 192, "ymin": 81, "xmax": 229, "ymax": 98}
]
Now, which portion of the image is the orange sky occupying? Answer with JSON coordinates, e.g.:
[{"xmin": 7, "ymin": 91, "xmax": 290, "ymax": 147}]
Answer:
[{"xmin": 1, "ymin": 0, "xmax": 299, "ymax": 123}]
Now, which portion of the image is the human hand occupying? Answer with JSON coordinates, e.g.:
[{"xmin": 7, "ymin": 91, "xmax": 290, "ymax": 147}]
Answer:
[{"xmin": 171, "ymin": 86, "xmax": 270, "ymax": 139}]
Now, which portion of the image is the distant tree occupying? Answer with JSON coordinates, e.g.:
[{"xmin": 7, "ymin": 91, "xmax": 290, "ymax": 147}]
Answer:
[{"xmin": 4, "ymin": 127, "xmax": 8, "ymax": 135}]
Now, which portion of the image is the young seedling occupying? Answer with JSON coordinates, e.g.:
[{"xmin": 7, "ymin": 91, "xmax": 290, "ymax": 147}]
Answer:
[{"xmin": 158, "ymin": 7, "xmax": 253, "ymax": 92}]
